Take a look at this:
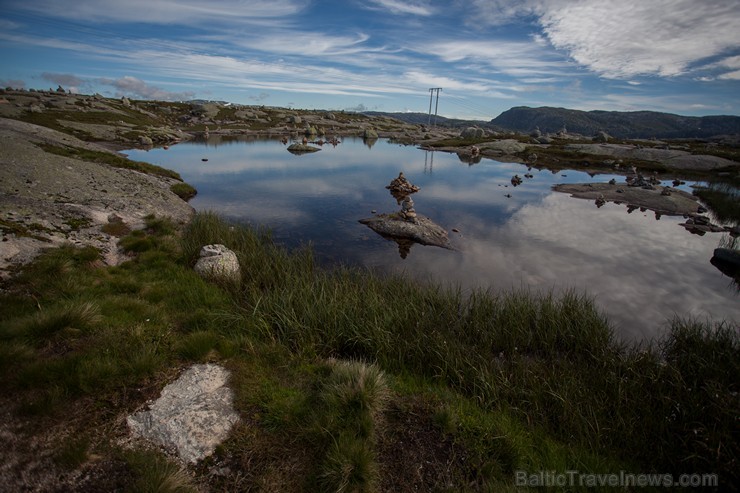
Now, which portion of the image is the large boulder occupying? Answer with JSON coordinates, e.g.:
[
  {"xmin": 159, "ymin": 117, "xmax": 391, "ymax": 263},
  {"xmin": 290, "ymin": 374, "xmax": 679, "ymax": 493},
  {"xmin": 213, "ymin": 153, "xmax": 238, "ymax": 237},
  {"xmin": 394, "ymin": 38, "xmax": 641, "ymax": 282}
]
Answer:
[
  {"xmin": 480, "ymin": 139, "xmax": 527, "ymax": 155},
  {"xmin": 127, "ymin": 364, "xmax": 240, "ymax": 464},
  {"xmin": 287, "ymin": 143, "xmax": 321, "ymax": 154},
  {"xmin": 363, "ymin": 127, "xmax": 379, "ymax": 139},
  {"xmin": 460, "ymin": 127, "xmax": 485, "ymax": 139},
  {"xmin": 359, "ymin": 214, "xmax": 452, "ymax": 250},
  {"xmin": 193, "ymin": 244, "xmax": 240, "ymax": 284},
  {"xmin": 191, "ymin": 103, "xmax": 220, "ymax": 119}
]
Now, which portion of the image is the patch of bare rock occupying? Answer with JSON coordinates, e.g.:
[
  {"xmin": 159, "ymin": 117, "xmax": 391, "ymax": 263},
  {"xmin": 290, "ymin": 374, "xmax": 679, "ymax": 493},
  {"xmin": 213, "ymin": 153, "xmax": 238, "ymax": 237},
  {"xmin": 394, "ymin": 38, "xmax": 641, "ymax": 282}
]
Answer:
[
  {"xmin": 553, "ymin": 182, "xmax": 701, "ymax": 215},
  {"xmin": 127, "ymin": 364, "xmax": 239, "ymax": 464},
  {"xmin": 0, "ymin": 117, "xmax": 193, "ymax": 279}
]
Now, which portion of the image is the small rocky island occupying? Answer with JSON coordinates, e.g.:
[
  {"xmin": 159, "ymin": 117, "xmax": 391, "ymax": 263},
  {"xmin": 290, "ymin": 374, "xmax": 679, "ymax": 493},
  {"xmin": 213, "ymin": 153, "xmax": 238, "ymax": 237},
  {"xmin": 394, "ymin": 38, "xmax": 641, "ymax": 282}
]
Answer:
[{"xmin": 360, "ymin": 172, "xmax": 452, "ymax": 257}]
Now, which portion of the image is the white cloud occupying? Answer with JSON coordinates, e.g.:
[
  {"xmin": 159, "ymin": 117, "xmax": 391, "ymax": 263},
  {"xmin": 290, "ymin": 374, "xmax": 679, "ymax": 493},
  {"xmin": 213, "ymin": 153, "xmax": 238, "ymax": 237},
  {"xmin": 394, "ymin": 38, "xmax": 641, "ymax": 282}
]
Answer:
[
  {"xmin": 718, "ymin": 70, "xmax": 740, "ymax": 81},
  {"xmin": 470, "ymin": 0, "xmax": 740, "ymax": 79},
  {"xmin": 223, "ymin": 32, "xmax": 375, "ymax": 57},
  {"xmin": 7, "ymin": 0, "xmax": 307, "ymax": 25},
  {"xmin": 426, "ymin": 39, "xmax": 574, "ymax": 78},
  {"xmin": 365, "ymin": 0, "xmax": 434, "ymax": 16}
]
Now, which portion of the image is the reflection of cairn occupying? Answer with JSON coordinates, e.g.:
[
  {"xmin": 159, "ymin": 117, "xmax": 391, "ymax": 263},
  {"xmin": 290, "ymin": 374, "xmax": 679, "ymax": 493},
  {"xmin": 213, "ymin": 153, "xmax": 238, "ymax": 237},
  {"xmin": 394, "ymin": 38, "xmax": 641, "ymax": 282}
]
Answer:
[{"xmin": 386, "ymin": 172, "xmax": 420, "ymax": 204}]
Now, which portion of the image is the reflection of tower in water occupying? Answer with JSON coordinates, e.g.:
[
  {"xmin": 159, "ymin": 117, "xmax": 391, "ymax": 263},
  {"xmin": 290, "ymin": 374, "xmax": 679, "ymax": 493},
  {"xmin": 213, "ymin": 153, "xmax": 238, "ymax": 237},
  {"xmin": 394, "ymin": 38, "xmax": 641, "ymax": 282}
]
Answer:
[{"xmin": 424, "ymin": 150, "xmax": 434, "ymax": 174}]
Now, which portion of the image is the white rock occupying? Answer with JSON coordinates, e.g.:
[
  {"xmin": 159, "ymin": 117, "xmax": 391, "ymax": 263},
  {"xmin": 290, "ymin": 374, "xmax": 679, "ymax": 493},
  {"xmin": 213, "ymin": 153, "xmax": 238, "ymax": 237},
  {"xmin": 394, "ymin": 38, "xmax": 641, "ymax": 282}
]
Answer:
[
  {"xmin": 127, "ymin": 364, "xmax": 240, "ymax": 464},
  {"xmin": 193, "ymin": 244, "xmax": 240, "ymax": 284}
]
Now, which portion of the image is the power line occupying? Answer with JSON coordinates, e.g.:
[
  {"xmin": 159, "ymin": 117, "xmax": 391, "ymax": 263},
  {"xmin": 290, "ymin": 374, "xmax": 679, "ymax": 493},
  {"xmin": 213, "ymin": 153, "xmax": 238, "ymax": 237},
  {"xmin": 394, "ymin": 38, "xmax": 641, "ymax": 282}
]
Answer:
[{"xmin": 427, "ymin": 87, "xmax": 442, "ymax": 127}]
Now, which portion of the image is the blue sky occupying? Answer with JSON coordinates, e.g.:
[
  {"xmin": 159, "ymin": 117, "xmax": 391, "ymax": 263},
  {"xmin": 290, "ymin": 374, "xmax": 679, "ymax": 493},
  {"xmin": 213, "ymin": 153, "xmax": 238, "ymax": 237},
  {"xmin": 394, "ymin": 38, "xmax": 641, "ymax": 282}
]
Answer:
[{"xmin": 1, "ymin": 0, "xmax": 739, "ymax": 119}]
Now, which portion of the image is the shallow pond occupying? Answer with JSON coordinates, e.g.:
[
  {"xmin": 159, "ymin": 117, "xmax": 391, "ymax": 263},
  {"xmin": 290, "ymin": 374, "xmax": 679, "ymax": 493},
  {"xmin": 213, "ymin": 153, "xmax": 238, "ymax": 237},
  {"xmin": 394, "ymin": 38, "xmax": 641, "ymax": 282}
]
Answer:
[{"xmin": 126, "ymin": 137, "xmax": 739, "ymax": 341}]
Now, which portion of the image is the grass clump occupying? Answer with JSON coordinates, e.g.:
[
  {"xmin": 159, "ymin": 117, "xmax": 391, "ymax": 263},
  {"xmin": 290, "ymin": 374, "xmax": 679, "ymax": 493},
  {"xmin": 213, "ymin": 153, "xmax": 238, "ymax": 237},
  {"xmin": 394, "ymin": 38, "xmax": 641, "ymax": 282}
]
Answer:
[
  {"xmin": 124, "ymin": 449, "xmax": 197, "ymax": 493},
  {"xmin": 170, "ymin": 182, "xmax": 197, "ymax": 201},
  {"xmin": 38, "ymin": 143, "xmax": 182, "ymax": 180},
  {"xmin": 318, "ymin": 360, "xmax": 387, "ymax": 493}
]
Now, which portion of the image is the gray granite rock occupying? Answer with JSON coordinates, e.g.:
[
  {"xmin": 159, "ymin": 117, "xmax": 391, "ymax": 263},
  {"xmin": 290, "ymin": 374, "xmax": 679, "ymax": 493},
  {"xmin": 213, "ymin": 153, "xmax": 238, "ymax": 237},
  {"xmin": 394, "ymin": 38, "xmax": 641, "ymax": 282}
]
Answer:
[{"xmin": 127, "ymin": 364, "xmax": 240, "ymax": 464}]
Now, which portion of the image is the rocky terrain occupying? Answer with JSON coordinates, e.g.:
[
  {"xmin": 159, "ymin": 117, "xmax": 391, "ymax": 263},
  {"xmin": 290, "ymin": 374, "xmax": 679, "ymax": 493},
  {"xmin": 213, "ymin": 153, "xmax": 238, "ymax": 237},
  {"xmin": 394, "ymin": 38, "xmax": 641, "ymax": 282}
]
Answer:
[{"xmin": 0, "ymin": 117, "xmax": 193, "ymax": 279}]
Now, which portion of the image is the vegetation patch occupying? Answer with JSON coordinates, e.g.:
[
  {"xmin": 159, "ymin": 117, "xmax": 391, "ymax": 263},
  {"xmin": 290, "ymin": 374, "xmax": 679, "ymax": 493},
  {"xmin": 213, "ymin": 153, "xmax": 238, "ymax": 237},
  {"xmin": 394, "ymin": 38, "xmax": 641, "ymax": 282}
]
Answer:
[
  {"xmin": 693, "ymin": 182, "xmax": 740, "ymax": 223},
  {"xmin": 38, "ymin": 143, "xmax": 182, "ymax": 180},
  {"xmin": 170, "ymin": 183, "xmax": 197, "ymax": 201},
  {"xmin": 1, "ymin": 212, "xmax": 736, "ymax": 490},
  {"xmin": 0, "ymin": 218, "xmax": 52, "ymax": 241}
]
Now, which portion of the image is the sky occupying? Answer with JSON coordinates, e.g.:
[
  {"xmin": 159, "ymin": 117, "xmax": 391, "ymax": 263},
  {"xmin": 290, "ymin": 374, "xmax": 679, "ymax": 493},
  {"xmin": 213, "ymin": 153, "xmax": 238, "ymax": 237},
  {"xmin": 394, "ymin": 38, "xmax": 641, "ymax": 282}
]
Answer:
[{"xmin": 1, "ymin": 0, "xmax": 740, "ymax": 120}]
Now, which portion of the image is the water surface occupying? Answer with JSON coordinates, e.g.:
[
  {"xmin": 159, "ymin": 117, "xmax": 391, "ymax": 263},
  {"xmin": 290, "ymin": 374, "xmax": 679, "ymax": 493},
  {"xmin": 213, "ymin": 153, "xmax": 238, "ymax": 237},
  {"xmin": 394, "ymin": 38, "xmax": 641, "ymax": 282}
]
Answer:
[{"xmin": 126, "ymin": 137, "xmax": 738, "ymax": 340}]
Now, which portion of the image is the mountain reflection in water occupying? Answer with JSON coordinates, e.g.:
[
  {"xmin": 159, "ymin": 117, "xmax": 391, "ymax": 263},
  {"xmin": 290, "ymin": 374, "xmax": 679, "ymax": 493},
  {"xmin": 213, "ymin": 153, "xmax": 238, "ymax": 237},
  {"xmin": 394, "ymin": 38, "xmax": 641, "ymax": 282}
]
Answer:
[{"xmin": 125, "ymin": 137, "xmax": 738, "ymax": 341}]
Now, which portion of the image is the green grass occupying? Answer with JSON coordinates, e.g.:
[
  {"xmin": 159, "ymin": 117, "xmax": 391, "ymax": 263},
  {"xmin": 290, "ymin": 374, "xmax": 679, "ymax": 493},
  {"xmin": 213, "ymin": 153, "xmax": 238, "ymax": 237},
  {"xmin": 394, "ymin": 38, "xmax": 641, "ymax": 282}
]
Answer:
[
  {"xmin": 124, "ymin": 449, "xmax": 198, "ymax": 493},
  {"xmin": 693, "ymin": 182, "xmax": 740, "ymax": 223},
  {"xmin": 170, "ymin": 183, "xmax": 197, "ymax": 201},
  {"xmin": 1, "ymin": 212, "xmax": 737, "ymax": 490},
  {"xmin": 0, "ymin": 218, "xmax": 53, "ymax": 242},
  {"xmin": 38, "ymin": 143, "xmax": 182, "ymax": 180}
]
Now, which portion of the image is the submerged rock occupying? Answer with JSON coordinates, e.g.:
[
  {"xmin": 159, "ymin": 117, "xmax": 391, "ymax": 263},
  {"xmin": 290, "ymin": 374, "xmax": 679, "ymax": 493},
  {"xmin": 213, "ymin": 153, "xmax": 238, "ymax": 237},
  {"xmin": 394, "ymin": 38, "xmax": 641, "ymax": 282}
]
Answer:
[
  {"xmin": 127, "ymin": 364, "xmax": 240, "ymax": 464},
  {"xmin": 359, "ymin": 214, "xmax": 452, "ymax": 250}
]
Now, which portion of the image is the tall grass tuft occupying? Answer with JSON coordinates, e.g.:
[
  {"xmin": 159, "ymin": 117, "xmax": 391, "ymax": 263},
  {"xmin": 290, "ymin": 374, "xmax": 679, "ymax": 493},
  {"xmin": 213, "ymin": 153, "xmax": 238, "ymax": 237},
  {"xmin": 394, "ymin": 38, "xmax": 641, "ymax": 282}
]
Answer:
[
  {"xmin": 19, "ymin": 301, "xmax": 101, "ymax": 341},
  {"xmin": 318, "ymin": 360, "xmax": 387, "ymax": 493},
  {"xmin": 125, "ymin": 449, "xmax": 198, "ymax": 493}
]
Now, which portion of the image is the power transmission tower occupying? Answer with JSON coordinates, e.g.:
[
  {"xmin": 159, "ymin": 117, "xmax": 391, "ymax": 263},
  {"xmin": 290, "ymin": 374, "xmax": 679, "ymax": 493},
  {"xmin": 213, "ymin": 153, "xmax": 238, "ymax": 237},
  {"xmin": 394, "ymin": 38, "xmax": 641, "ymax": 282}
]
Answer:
[{"xmin": 427, "ymin": 88, "xmax": 442, "ymax": 127}]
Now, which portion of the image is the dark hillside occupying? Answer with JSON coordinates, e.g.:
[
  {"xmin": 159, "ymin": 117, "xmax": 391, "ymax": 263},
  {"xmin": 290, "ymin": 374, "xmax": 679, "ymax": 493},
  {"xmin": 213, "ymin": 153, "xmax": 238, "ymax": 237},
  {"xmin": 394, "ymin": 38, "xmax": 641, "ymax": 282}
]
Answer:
[{"xmin": 491, "ymin": 106, "xmax": 740, "ymax": 139}]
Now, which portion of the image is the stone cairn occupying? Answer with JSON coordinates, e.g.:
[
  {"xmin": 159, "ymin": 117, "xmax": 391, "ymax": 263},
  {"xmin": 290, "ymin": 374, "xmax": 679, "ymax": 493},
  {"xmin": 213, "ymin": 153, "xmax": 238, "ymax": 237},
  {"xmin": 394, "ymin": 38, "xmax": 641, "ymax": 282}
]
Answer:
[{"xmin": 385, "ymin": 172, "xmax": 420, "ymax": 222}]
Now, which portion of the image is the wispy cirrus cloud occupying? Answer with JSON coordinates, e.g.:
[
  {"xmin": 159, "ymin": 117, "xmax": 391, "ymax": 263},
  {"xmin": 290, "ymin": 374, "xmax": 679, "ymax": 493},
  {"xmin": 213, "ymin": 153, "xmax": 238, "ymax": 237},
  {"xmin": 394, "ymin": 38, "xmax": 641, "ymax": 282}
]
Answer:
[
  {"xmin": 6, "ymin": 0, "xmax": 308, "ymax": 25},
  {"xmin": 425, "ymin": 39, "xmax": 575, "ymax": 78},
  {"xmin": 364, "ymin": 0, "xmax": 434, "ymax": 16}
]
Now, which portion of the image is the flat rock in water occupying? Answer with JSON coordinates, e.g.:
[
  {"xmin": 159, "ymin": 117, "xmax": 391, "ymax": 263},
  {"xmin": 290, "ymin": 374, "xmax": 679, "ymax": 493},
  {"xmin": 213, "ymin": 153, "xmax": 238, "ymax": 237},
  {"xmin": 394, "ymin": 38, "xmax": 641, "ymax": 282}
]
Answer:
[
  {"xmin": 359, "ymin": 214, "xmax": 453, "ymax": 250},
  {"xmin": 127, "ymin": 364, "xmax": 240, "ymax": 464},
  {"xmin": 553, "ymin": 182, "xmax": 701, "ymax": 215},
  {"xmin": 287, "ymin": 143, "xmax": 320, "ymax": 154}
]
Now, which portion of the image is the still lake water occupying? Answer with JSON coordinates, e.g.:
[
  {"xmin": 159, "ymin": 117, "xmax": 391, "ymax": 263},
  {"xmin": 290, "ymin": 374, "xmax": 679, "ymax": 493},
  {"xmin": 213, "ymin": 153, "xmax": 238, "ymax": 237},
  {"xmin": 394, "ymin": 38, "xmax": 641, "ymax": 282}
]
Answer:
[{"xmin": 126, "ymin": 137, "xmax": 738, "ymax": 341}]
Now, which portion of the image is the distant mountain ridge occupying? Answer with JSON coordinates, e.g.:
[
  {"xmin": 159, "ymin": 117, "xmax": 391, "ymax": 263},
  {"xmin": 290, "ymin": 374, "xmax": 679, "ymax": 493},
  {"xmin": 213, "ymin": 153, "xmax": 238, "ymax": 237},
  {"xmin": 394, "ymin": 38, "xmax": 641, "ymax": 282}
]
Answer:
[
  {"xmin": 363, "ymin": 111, "xmax": 498, "ymax": 129},
  {"xmin": 490, "ymin": 106, "xmax": 740, "ymax": 139}
]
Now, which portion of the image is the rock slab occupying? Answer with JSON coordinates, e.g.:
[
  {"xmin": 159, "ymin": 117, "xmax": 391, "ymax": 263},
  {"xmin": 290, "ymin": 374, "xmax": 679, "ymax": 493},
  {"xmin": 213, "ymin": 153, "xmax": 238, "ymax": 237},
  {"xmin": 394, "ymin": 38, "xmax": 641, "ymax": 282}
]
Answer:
[
  {"xmin": 127, "ymin": 364, "xmax": 239, "ymax": 464},
  {"xmin": 553, "ymin": 182, "xmax": 701, "ymax": 215},
  {"xmin": 359, "ymin": 214, "xmax": 453, "ymax": 250},
  {"xmin": 193, "ymin": 244, "xmax": 240, "ymax": 284}
]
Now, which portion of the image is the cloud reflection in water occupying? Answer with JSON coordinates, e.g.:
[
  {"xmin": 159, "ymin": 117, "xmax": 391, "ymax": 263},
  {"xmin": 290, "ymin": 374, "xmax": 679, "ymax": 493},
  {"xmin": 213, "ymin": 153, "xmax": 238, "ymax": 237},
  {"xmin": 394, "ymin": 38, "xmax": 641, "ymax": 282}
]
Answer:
[{"xmin": 126, "ymin": 139, "xmax": 738, "ymax": 341}]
